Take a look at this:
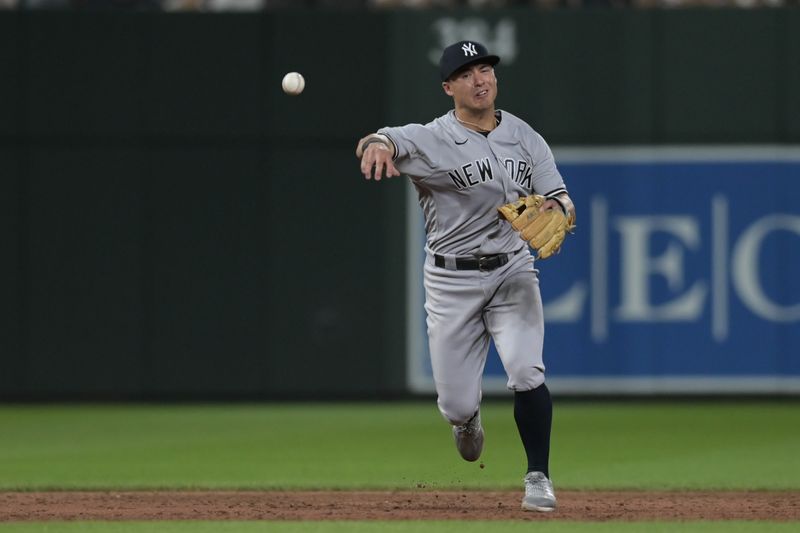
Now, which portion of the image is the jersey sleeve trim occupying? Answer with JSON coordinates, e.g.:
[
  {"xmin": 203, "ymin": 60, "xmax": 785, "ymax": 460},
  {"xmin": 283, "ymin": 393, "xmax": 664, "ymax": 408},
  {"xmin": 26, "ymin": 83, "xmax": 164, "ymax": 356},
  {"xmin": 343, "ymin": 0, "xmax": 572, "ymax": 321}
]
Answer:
[
  {"xmin": 383, "ymin": 133, "xmax": 400, "ymax": 161},
  {"xmin": 543, "ymin": 187, "xmax": 568, "ymax": 198}
]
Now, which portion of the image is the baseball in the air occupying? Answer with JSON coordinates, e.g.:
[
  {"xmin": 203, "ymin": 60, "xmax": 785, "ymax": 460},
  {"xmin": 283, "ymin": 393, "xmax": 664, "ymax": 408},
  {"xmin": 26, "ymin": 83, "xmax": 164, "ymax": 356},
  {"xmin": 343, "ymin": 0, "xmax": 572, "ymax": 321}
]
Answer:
[{"xmin": 281, "ymin": 72, "xmax": 305, "ymax": 96}]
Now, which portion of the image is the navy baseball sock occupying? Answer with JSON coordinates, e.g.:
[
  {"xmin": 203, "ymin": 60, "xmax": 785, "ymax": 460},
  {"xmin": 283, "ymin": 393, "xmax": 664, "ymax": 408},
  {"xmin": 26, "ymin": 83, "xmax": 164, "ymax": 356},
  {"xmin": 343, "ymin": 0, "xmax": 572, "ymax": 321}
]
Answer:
[{"xmin": 514, "ymin": 383, "xmax": 552, "ymax": 478}]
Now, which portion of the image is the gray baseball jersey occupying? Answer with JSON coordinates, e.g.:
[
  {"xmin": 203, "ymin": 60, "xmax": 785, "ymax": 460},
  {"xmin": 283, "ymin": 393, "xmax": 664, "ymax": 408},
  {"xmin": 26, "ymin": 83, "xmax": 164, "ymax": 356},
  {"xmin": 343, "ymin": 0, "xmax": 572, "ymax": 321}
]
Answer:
[
  {"xmin": 379, "ymin": 109, "xmax": 566, "ymax": 257},
  {"xmin": 379, "ymin": 109, "xmax": 568, "ymax": 426}
]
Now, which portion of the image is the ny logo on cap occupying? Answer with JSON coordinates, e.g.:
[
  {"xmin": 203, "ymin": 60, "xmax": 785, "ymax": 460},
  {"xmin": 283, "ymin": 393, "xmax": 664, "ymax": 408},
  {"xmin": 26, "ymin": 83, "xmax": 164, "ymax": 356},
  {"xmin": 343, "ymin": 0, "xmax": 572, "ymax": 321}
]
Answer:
[{"xmin": 461, "ymin": 42, "xmax": 478, "ymax": 57}]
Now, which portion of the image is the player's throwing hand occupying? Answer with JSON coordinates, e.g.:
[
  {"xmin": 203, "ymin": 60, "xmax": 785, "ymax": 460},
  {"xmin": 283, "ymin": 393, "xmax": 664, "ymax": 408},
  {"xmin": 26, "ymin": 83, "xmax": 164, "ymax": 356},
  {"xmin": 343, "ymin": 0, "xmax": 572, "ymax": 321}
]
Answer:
[{"xmin": 356, "ymin": 134, "xmax": 400, "ymax": 181}]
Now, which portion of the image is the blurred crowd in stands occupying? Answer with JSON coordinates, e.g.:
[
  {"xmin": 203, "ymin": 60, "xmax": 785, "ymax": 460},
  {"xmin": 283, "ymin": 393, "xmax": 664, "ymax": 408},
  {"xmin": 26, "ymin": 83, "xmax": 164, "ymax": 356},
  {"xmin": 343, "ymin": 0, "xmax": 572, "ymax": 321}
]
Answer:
[{"xmin": 0, "ymin": 0, "xmax": 795, "ymax": 9}]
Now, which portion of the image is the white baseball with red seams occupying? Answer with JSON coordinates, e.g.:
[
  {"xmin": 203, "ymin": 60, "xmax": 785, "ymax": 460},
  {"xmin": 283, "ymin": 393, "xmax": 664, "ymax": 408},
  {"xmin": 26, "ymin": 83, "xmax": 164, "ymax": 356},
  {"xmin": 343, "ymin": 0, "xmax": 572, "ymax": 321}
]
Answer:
[{"xmin": 281, "ymin": 72, "xmax": 305, "ymax": 95}]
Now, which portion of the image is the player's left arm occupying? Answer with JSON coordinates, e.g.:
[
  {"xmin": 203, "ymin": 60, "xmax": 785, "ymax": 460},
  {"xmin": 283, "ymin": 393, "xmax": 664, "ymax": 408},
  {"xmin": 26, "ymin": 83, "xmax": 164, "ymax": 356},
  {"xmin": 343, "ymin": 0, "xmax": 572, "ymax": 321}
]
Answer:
[
  {"xmin": 542, "ymin": 191, "xmax": 576, "ymax": 229},
  {"xmin": 496, "ymin": 129, "xmax": 577, "ymax": 259},
  {"xmin": 526, "ymin": 130, "xmax": 576, "ymax": 226}
]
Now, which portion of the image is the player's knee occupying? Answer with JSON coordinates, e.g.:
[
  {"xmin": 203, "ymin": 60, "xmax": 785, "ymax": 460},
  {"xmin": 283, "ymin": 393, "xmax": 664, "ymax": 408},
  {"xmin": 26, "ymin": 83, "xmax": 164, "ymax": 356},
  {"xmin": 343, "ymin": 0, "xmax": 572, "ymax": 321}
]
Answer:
[
  {"xmin": 507, "ymin": 364, "xmax": 545, "ymax": 391},
  {"xmin": 437, "ymin": 395, "xmax": 480, "ymax": 426}
]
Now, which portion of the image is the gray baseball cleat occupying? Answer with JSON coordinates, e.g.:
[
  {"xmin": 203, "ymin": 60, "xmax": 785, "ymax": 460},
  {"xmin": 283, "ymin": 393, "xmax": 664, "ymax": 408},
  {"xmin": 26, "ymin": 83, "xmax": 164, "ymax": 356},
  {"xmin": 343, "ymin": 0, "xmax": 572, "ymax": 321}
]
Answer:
[
  {"xmin": 452, "ymin": 410, "xmax": 483, "ymax": 462},
  {"xmin": 521, "ymin": 471, "xmax": 557, "ymax": 512}
]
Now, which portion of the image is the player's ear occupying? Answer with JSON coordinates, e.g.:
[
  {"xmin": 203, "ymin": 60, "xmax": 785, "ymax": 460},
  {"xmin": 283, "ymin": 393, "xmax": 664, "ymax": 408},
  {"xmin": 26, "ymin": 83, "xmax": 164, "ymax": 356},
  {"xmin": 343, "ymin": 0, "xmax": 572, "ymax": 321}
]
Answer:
[{"xmin": 442, "ymin": 81, "xmax": 454, "ymax": 96}]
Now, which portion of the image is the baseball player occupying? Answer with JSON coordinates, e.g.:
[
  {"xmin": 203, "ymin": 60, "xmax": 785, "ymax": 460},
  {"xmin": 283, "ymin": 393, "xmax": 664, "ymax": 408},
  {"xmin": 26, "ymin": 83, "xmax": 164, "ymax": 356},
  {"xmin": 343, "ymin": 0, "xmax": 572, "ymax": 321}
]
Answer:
[{"xmin": 356, "ymin": 41, "xmax": 575, "ymax": 512}]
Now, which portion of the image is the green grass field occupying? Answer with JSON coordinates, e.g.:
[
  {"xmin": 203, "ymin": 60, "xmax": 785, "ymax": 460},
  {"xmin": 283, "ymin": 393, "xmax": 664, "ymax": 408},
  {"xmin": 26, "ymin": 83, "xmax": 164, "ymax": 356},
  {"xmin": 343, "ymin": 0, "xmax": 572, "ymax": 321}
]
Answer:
[{"xmin": 1, "ymin": 401, "xmax": 798, "ymax": 532}]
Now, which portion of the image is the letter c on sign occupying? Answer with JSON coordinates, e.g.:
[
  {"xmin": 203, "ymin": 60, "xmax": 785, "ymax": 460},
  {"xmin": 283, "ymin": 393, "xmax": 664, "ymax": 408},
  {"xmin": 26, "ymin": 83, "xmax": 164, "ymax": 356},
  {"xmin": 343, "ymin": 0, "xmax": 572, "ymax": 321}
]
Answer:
[{"xmin": 732, "ymin": 214, "xmax": 800, "ymax": 322}]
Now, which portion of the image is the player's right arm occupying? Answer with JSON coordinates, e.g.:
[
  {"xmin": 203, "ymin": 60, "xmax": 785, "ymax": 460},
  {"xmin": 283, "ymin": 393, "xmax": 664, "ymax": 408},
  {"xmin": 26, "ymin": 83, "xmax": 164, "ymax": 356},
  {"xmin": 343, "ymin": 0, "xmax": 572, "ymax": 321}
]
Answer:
[
  {"xmin": 357, "ymin": 123, "xmax": 441, "ymax": 182},
  {"xmin": 356, "ymin": 133, "xmax": 400, "ymax": 181}
]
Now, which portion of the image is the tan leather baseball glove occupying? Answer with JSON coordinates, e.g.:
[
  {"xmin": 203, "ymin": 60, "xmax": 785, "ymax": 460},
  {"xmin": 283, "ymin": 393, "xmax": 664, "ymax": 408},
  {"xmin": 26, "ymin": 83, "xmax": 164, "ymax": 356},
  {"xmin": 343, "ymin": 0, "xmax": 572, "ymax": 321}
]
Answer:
[{"xmin": 498, "ymin": 194, "xmax": 576, "ymax": 259}]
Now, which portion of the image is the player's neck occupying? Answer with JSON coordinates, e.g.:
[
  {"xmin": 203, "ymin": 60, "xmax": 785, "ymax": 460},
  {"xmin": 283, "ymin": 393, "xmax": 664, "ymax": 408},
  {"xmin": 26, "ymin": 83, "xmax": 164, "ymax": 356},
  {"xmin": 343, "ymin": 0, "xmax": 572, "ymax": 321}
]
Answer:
[{"xmin": 454, "ymin": 107, "xmax": 497, "ymax": 133}]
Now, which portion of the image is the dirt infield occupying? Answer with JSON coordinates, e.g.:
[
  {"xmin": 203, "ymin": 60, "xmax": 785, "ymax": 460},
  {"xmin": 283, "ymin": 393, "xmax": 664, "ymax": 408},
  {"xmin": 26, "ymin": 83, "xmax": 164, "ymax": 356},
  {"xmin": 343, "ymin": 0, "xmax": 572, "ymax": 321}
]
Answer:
[{"xmin": 1, "ymin": 490, "xmax": 799, "ymax": 521}]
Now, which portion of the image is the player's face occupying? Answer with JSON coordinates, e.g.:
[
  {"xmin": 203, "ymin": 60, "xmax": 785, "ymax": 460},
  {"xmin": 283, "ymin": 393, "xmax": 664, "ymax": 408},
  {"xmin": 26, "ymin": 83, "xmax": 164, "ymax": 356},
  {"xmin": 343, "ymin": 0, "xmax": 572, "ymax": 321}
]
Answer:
[{"xmin": 442, "ymin": 63, "xmax": 497, "ymax": 113}]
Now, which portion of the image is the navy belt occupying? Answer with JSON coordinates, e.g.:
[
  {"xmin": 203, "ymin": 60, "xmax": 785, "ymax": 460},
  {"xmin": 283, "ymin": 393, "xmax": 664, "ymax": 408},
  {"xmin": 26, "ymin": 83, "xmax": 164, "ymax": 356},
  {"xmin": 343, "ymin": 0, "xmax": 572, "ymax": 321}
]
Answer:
[{"xmin": 434, "ymin": 251, "xmax": 514, "ymax": 272}]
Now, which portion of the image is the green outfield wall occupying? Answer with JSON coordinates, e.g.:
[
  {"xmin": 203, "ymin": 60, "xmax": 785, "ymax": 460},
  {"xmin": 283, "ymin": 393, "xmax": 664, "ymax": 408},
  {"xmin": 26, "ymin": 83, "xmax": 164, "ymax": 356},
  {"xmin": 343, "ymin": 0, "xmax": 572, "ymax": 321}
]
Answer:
[{"xmin": 1, "ymin": 8, "xmax": 799, "ymax": 399}]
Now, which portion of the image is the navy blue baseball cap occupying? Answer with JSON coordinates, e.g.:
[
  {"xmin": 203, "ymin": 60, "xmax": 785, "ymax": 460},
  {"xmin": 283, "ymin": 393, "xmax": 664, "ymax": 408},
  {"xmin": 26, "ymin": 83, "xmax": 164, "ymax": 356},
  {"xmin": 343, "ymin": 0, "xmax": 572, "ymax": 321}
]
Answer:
[{"xmin": 439, "ymin": 41, "xmax": 500, "ymax": 81}]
